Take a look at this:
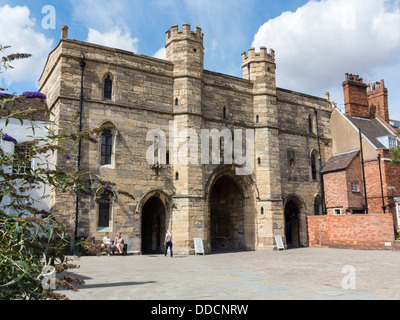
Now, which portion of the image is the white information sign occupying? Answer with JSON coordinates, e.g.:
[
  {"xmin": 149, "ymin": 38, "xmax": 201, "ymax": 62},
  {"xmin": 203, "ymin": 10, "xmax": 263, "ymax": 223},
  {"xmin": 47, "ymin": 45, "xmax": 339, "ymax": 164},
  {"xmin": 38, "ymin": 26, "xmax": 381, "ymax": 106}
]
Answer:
[
  {"xmin": 274, "ymin": 235, "xmax": 285, "ymax": 251},
  {"xmin": 194, "ymin": 238, "xmax": 205, "ymax": 255}
]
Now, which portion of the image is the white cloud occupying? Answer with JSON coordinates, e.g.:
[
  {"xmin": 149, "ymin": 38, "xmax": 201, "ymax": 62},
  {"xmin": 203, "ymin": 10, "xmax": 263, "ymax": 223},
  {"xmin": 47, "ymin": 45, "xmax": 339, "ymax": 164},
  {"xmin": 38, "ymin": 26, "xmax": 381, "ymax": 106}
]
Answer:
[
  {"xmin": 153, "ymin": 47, "xmax": 166, "ymax": 60},
  {"xmin": 252, "ymin": 0, "xmax": 400, "ymax": 118},
  {"xmin": 87, "ymin": 25, "xmax": 139, "ymax": 53},
  {"xmin": 0, "ymin": 5, "xmax": 54, "ymax": 92}
]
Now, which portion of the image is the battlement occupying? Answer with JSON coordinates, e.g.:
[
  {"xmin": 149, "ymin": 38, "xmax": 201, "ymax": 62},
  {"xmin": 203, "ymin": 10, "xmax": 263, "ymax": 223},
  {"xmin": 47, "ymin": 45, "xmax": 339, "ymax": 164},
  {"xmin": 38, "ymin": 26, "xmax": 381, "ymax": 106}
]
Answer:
[
  {"xmin": 165, "ymin": 23, "xmax": 203, "ymax": 45},
  {"xmin": 241, "ymin": 47, "xmax": 275, "ymax": 66},
  {"xmin": 366, "ymin": 80, "xmax": 385, "ymax": 93}
]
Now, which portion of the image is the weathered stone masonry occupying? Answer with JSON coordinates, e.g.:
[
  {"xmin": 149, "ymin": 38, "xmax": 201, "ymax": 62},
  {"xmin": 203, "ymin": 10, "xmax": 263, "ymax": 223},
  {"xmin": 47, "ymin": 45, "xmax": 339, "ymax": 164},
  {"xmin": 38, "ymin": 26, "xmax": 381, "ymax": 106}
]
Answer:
[{"xmin": 39, "ymin": 24, "xmax": 332, "ymax": 254}]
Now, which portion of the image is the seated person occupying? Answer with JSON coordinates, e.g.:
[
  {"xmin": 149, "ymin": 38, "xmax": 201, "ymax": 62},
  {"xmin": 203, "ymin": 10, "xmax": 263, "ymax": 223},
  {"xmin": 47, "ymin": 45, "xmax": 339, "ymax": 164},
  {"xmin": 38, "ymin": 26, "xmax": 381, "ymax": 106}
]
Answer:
[
  {"xmin": 115, "ymin": 233, "xmax": 124, "ymax": 255},
  {"xmin": 102, "ymin": 232, "xmax": 115, "ymax": 255}
]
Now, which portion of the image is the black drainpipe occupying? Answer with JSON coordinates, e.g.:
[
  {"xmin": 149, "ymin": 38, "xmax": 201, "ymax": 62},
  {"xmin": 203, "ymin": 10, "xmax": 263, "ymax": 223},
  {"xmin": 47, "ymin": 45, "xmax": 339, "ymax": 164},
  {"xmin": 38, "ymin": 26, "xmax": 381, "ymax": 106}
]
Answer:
[
  {"xmin": 74, "ymin": 53, "xmax": 86, "ymax": 248},
  {"xmin": 314, "ymin": 109, "xmax": 327, "ymax": 215}
]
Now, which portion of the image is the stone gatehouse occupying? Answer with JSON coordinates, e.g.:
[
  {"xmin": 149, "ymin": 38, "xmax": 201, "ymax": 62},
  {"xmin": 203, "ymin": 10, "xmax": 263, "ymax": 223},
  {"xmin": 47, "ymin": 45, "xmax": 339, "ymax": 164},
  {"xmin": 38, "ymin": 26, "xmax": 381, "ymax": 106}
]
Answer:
[{"xmin": 39, "ymin": 24, "xmax": 332, "ymax": 254}]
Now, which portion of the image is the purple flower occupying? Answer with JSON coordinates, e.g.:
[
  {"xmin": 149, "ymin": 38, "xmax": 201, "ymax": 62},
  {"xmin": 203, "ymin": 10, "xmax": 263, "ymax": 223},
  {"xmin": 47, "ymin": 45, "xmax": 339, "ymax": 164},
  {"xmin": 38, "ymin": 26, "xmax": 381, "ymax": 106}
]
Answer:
[
  {"xmin": 22, "ymin": 91, "xmax": 47, "ymax": 99},
  {"xmin": 104, "ymin": 184, "xmax": 110, "ymax": 189},
  {"xmin": 2, "ymin": 134, "xmax": 17, "ymax": 144},
  {"xmin": 64, "ymin": 153, "xmax": 71, "ymax": 160}
]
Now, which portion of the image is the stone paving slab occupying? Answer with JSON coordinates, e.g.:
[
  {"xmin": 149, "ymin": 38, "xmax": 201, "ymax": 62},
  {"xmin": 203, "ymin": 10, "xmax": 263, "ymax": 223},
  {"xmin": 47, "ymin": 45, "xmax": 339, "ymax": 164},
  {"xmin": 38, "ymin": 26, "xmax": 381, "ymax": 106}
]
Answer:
[{"xmin": 57, "ymin": 248, "xmax": 400, "ymax": 300}]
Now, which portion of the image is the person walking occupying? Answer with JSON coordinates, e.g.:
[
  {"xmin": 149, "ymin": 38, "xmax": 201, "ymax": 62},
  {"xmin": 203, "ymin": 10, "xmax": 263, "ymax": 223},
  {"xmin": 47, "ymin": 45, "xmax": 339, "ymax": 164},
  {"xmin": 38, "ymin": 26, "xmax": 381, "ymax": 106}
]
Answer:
[{"xmin": 164, "ymin": 230, "xmax": 173, "ymax": 257}]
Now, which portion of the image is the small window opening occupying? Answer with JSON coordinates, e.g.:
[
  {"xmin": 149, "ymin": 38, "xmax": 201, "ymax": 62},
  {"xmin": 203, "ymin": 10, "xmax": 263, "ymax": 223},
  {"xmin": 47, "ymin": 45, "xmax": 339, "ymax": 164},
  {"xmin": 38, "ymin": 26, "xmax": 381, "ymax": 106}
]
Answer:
[
  {"xmin": 311, "ymin": 153, "xmax": 317, "ymax": 181},
  {"xmin": 308, "ymin": 115, "xmax": 313, "ymax": 134},
  {"xmin": 104, "ymin": 75, "xmax": 112, "ymax": 100},
  {"xmin": 98, "ymin": 192, "xmax": 111, "ymax": 228},
  {"xmin": 101, "ymin": 129, "xmax": 113, "ymax": 165}
]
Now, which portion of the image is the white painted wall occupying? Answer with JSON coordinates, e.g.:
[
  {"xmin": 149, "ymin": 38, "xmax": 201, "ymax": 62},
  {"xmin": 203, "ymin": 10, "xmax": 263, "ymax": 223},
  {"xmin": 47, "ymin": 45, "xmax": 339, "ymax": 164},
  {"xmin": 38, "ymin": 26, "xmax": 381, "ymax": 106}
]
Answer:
[{"xmin": 0, "ymin": 118, "xmax": 52, "ymax": 212}]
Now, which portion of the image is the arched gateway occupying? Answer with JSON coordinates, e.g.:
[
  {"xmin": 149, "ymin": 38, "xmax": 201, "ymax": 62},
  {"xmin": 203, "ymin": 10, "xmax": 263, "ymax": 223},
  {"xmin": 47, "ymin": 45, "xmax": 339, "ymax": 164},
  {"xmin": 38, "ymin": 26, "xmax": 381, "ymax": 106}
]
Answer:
[
  {"xmin": 136, "ymin": 190, "xmax": 172, "ymax": 254},
  {"xmin": 283, "ymin": 194, "xmax": 307, "ymax": 248},
  {"xmin": 205, "ymin": 166, "xmax": 257, "ymax": 253}
]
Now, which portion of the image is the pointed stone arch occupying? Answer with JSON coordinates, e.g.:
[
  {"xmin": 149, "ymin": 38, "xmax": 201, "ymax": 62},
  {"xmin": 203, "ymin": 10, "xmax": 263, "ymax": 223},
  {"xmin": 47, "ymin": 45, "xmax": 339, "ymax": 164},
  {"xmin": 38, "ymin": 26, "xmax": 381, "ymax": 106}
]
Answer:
[
  {"xmin": 283, "ymin": 193, "xmax": 308, "ymax": 248},
  {"xmin": 135, "ymin": 189, "xmax": 173, "ymax": 254},
  {"xmin": 205, "ymin": 165, "xmax": 257, "ymax": 252}
]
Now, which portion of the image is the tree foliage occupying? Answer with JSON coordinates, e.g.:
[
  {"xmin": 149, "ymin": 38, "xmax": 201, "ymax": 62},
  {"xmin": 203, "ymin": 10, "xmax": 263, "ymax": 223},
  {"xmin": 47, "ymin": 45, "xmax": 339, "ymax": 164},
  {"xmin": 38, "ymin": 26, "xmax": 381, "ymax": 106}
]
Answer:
[
  {"xmin": 390, "ymin": 130, "xmax": 400, "ymax": 167},
  {"xmin": 0, "ymin": 45, "xmax": 100, "ymax": 300}
]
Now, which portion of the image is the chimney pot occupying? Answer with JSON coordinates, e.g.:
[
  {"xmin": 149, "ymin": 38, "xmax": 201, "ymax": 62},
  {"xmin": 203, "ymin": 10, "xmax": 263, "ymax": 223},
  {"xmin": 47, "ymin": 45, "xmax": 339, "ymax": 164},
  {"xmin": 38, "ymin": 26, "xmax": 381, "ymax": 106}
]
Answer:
[{"xmin": 61, "ymin": 25, "xmax": 68, "ymax": 40}]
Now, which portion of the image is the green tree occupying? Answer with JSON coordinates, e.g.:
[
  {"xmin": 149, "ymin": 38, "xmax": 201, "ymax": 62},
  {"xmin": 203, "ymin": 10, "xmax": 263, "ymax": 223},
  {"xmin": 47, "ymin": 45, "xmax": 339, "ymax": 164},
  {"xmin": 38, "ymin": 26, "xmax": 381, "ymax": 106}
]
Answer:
[
  {"xmin": 390, "ymin": 130, "xmax": 400, "ymax": 166},
  {"xmin": 0, "ymin": 45, "xmax": 101, "ymax": 300}
]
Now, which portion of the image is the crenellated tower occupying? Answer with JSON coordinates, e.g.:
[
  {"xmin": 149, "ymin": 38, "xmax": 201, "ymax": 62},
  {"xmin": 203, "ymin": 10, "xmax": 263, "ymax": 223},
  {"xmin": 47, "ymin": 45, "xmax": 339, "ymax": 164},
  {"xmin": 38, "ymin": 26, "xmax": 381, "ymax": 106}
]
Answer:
[
  {"xmin": 166, "ymin": 23, "xmax": 204, "ymax": 115},
  {"xmin": 242, "ymin": 46, "xmax": 282, "ymax": 249},
  {"xmin": 165, "ymin": 24, "xmax": 205, "ymax": 253},
  {"xmin": 166, "ymin": 24, "xmax": 204, "ymax": 78},
  {"xmin": 241, "ymin": 47, "xmax": 276, "ymax": 89}
]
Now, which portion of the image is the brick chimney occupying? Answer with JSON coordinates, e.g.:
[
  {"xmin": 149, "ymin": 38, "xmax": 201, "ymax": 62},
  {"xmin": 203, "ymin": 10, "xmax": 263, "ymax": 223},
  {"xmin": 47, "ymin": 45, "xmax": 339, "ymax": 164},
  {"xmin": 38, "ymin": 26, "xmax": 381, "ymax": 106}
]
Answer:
[
  {"xmin": 367, "ymin": 80, "xmax": 389, "ymax": 123},
  {"xmin": 342, "ymin": 73, "xmax": 369, "ymax": 119}
]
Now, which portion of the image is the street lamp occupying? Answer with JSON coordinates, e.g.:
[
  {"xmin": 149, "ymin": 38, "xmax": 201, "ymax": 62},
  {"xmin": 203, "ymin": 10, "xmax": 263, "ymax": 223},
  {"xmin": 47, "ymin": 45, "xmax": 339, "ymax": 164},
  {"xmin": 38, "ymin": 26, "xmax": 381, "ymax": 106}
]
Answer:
[{"xmin": 377, "ymin": 153, "xmax": 386, "ymax": 214}]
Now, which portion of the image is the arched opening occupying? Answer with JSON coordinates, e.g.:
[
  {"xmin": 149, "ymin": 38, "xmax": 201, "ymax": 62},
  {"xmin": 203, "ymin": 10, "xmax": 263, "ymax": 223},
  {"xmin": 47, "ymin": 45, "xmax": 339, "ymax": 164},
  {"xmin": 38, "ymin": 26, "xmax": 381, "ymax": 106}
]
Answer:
[
  {"xmin": 104, "ymin": 74, "xmax": 113, "ymax": 100},
  {"xmin": 313, "ymin": 194, "xmax": 322, "ymax": 216},
  {"xmin": 284, "ymin": 196, "xmax": 304, "ymax": 248},
  {"xmin": 141, "ymin": 197, "xmax": 166, "ymax": 254},
  {"xmin": 209, "ymin": 176, "xmax": 245, "ymax": 252},
  {"xmin": 310, "ymin": 149, "xmax": 319, "ymax": 181}
]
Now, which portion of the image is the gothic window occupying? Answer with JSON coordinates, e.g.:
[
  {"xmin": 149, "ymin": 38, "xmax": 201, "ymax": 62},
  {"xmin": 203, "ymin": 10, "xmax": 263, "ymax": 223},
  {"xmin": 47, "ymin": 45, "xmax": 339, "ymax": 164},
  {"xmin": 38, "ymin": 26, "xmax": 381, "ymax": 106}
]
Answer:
[
  {"xmin": 287, "ymin": 150, "xmax": 296, "ymax": 180},
  {"xmin": 101, "ymin": 129, "xmax": 113, "ymax": 165},
  {"xmin": 98, "ymin": 192, "xmax": 111, "ymax": 228},
  {"xmin": 311, "ymin": 152, "xmax": 318, "ymax": 181},
  {"xmin": 175, "ymin": 98, "xmax": 179, "ymax": 106},
  {"xmin": 223, "ymin": 107, "xmax": 227, "ymax": 119},
  {"xmin": 256, "ymin": 115, "xmax": 260, "ymax": 123},
  {"xmin": 104, "ymin": 75, "xmax": 112, "ymax": 100},
  {"xmin": 314, "ymin": 195, "xmax": 321, "ymax": 216}
]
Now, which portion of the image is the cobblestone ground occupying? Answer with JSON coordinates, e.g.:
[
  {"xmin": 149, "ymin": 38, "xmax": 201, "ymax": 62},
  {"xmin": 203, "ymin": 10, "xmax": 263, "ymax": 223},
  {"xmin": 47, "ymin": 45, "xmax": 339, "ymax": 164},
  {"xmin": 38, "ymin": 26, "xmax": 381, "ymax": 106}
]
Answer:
[{"xmin": 57, "ymin": 248, "xmax": 400, "ymax": 300}]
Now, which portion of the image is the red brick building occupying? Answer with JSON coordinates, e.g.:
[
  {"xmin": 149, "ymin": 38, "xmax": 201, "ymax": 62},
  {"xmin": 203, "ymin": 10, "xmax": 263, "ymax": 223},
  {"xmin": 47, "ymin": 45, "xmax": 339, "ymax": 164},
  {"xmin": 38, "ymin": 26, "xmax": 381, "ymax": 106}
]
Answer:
[{"xmin": 323, "ymin": 74, "xmax": 400, "ymax": 228}]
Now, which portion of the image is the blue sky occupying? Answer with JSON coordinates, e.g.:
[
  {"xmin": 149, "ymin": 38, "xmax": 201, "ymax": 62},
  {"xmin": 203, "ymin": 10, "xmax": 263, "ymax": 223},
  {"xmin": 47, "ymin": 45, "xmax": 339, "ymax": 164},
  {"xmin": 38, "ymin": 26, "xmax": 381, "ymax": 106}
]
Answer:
[{"xmin": 1, "ymin": 0, "xmax": 400, "ymax": 120}]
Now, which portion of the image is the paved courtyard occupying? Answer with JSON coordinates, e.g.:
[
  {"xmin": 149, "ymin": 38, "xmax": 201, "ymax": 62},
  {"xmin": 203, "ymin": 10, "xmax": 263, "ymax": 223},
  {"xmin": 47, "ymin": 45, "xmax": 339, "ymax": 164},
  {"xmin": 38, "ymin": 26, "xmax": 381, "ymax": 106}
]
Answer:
[{"xmin": 58, "ymin": 247, "xmax": 400, "ymax": 300}]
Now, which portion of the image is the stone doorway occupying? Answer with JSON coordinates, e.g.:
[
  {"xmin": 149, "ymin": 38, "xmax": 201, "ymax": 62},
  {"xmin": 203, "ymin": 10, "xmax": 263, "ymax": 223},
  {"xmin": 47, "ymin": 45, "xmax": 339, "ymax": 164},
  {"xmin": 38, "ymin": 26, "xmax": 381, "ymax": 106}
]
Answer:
[
  {"xmin": 209, "ymin": 176, "xmax": 245, "ymax": 252},
  {"xmin": 284, "ymin": 199, "xmax": 301, "ymax": 248},
  {"xmin": 141, "ymin": 197, "xmax": 166, "ymax": 254}
]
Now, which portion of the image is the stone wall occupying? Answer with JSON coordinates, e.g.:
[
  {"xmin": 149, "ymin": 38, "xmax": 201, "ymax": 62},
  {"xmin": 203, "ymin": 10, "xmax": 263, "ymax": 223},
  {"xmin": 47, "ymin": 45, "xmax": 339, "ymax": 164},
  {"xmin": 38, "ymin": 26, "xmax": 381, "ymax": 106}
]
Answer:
[{"xmin": 39, "ymin": 24, "xmax": 332, "ymax": 254}]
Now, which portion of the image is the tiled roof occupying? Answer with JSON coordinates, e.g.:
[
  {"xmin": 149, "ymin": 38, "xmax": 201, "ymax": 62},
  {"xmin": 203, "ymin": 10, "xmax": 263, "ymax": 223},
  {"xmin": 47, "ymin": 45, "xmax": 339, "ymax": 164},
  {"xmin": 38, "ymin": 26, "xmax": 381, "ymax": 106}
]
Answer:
[
  {"xmin": 0, "ymin": 95, "xmax": 49, "ymax": 122},
  {"xmin": 344, "ymin": 114, "xmax": 394, "ymax": 149},
  {"xmin": 322, "ymin": 150, "xmax": 359, "ymax": 173}
]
